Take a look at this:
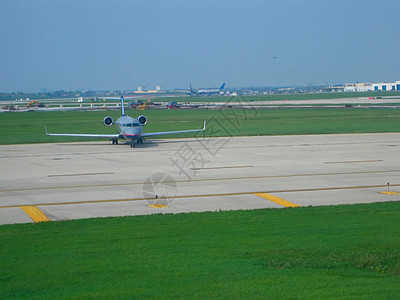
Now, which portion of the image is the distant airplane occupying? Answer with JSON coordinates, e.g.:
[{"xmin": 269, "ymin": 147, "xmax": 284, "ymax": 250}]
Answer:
[
  {"xmin": 46, "ymin": 96, "xmax": 206, "ymax": 148},
  {"xmin": 189, "ymin": 83, "xmax": 226, "ymax": 95}
]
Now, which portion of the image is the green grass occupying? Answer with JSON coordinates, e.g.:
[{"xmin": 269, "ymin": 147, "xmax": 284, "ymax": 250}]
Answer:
[
  {"xmin": 1, "ymin": 202, "xmax": 400, "ymax": 299},
  {"xmin": 1, "ymin": 108, "xmax": 400, "ymax": 144}
]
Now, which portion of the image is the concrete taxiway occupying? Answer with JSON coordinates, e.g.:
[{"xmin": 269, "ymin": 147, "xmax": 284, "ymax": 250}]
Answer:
[{"xmin": 1, "ymin": 133, "xmax": 400, "ymax": 225}]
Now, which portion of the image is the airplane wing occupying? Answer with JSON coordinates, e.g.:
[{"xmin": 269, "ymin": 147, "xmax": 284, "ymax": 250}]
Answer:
[
  {"xmin": 46, "ymin": 133, "xmax": 120, "ymax": 138},
  {"xmin": 141, "ymin": 120, "xmax": 206, "ymax": 137},
  {"xmin": 45, "ymin": 126, "xmax": 119, "ymax": 139}
]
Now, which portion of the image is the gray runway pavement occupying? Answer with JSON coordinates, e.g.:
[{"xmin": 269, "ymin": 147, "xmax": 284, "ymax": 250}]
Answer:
[{"xmin": 1, "ymin": 133, "xmax": 400, "ymax": 225}]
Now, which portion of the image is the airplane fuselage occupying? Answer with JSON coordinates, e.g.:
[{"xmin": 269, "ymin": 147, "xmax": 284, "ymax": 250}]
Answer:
[
  {"xmin": 196, "ymin": 88, "xmax": 221, "ymax": 94},
  {"xmin": 115, "ymin": 116, "xmax": 143, "ymax": 141},
  {"xmin": 189, "ymin": 83, "xmax": 226, "ymax": 96}
]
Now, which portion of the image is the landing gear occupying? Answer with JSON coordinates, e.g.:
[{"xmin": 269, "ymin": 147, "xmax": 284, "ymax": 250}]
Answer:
[
  {"xmin": 130, "ymin": 138, "xmax": 144, "ymax": 148},
  {"xmin": 112, "ymin": 138, "xmax": 119, "ymax": 145}
]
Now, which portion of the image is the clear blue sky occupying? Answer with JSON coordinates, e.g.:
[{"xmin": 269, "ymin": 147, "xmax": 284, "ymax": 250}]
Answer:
[{"xmin": 0, "ymin": 0, "xmax": 399, "ymax": 92}]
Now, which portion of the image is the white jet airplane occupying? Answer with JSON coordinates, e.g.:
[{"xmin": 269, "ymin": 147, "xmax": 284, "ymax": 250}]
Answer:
[{"xmin": 46, "ymin": 96, "xmax": 206, "ymax": 148}]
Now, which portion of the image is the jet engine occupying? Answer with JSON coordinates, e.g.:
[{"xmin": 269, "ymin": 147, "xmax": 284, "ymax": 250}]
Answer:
[
  {"xmin": 138, "ymin": 115, "xmax": 147, "ymax": 125},
  {"xmin": 103, "ymin": 116, "xmax": 114, "ymax": 127}
]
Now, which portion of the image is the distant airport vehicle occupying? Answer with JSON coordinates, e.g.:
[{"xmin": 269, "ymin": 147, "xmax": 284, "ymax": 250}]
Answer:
[
  {"xmin": 2, "ymin": 104, "xmax": 16, "ymax": 111},
  {"xmin": 46, "ymin": 96, "xmax": 206, "ymax": 148},
  {"xmin": 128, "ymin": 99, "xmax": 143, "ymax": 107},
  {"xmin": 189, "ymin": 83, "xmax": 225, "ymax": 95},
  {"xmin": 26, "ymin": 100, "xmax": 44, "ymax": 108},
  {"xmin": 166, "ymin": 101, "xmax": 179, "ymax": 109}
]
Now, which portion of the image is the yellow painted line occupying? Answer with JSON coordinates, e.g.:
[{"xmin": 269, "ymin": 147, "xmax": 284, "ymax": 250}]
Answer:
[
  {"xmin": 254, "ymin": 193, "xmax": 301, "ymax": 208},
  {"xmin": 148, "ymin": 204, "xmax": 168, "ymax": 208},
  {"xmin": 1, "ymin": 183, "xmax": 399, "ymax": 209},
  {"xmin": 380, "ymin": 191, "xmax": 400, "ymax": 195},
  {"xmin": 20, "ymin": 206, "xmax": 50, "ymax": 222}
]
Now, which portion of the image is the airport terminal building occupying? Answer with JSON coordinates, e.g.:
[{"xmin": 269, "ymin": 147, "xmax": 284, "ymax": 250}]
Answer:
[{"xmin": 344, "ymin": 81, "xmax": 400, "ymax": 92}]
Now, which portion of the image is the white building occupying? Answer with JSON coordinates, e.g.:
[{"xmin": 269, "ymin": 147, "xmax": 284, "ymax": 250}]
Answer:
[
  {"xmin": 372, "ymin": 81, "xmax": 400, "ymax": 91},
  {"xmin": 344, "ymin": 83, "xmax": 356, "ymax": 92},
  {"xmin": 355, "ymin": 83, "xmax": 373, "ymax": 92},
  {"xmin": 344, "ymin": 81, "xmax": 400, "ymax": 92}
]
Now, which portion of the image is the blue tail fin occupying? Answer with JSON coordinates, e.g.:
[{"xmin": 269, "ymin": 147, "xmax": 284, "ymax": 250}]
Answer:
[
  {"xmin": 220, "ymin": 83, "xmax": 226, "ymax": 90},
  {"xmin": 121, "ymin": 96, "xmax": 125, "ymax": 116}
]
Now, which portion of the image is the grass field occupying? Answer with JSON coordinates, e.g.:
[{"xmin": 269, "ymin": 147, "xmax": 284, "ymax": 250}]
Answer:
[
  {"xmin": 1, "ymin": 108, "xmax": 400, "ymax": 144},
  {"xmin": 1, "ymin": 202, "xmax": 399, "ymax": 299}
]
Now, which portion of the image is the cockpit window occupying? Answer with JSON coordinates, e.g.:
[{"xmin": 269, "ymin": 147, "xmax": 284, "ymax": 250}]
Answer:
[{"xmin": 119, "ymin": 122, "xmax": 140, "ymax": 127}]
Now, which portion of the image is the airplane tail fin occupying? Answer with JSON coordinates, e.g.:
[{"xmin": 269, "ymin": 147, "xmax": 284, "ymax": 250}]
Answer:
[
  {"xmin": 220, "ymin": 83, "xmax": 226, "ymax": 90},
  {"xmin": 121, "ymin": 96, "xmax": 125, "ymax": 116}
]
